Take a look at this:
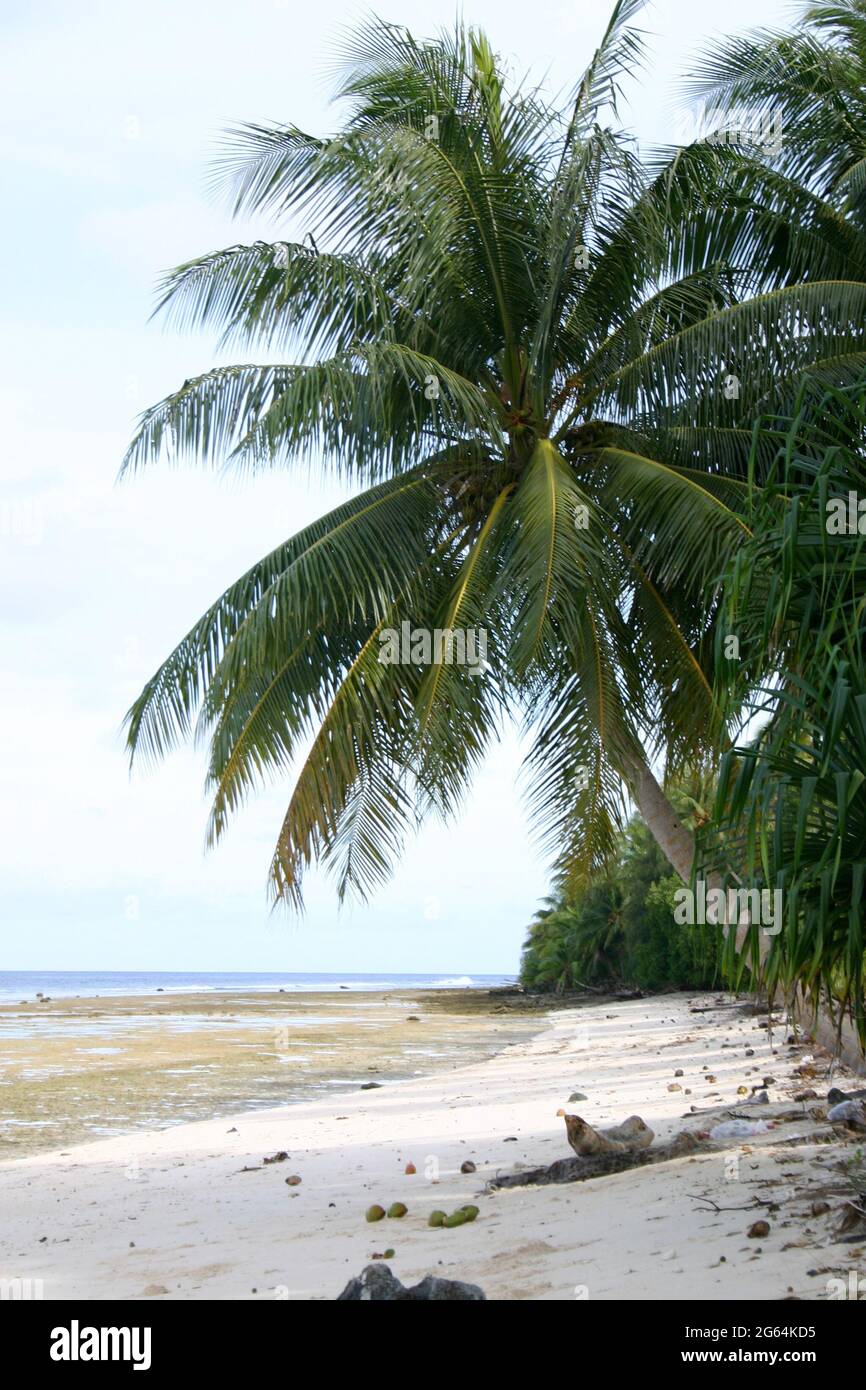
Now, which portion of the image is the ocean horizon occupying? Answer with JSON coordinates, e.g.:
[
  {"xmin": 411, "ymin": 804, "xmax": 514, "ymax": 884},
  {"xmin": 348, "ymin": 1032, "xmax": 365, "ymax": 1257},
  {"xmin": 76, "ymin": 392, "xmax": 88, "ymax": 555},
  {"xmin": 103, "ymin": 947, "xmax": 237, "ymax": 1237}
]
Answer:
[{"xmin": 0, "ymin": 969, "xmax": 514, "ymax": 1006}]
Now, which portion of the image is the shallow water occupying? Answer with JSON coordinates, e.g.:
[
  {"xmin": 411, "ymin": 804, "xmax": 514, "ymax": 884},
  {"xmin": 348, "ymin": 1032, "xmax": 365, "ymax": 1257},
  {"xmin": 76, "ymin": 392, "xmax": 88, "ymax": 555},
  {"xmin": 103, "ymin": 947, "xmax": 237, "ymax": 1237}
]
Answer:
[{"xmin": 0, "ymin": 988, "xmax": 536, "ymax": 1157}]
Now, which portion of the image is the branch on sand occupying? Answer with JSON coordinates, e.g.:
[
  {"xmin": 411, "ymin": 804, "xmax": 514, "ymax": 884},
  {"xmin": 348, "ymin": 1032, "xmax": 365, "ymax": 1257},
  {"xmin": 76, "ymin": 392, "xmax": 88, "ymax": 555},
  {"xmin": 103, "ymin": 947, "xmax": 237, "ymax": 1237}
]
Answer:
[{"xmin": 487, "ymin": 1112, "xmax": 706, "ymax": 1190}]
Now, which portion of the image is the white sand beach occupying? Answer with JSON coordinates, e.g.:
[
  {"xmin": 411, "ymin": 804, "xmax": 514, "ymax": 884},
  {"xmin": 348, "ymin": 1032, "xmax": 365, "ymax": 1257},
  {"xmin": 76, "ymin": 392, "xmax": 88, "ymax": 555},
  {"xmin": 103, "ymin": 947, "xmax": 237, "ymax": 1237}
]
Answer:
[{"xmin": 1, "ymin": 991, "xmax": 863, "ymax": 1301}]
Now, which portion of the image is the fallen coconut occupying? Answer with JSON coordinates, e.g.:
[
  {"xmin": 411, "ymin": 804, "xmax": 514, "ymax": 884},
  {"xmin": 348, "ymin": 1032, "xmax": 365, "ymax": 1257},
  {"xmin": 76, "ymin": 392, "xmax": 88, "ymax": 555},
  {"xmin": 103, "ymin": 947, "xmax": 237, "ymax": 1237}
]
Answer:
[{"xmin": 747, "ymin": 1220, "xmax": 770, "ymax": 1239}]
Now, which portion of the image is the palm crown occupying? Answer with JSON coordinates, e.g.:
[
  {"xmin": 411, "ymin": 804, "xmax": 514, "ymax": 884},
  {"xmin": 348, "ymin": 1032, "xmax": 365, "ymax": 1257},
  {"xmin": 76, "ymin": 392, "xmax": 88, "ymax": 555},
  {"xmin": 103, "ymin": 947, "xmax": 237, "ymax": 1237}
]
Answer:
[{"xmin": 123, "ymin": 2, "xmax": 866, "ymax": 910}]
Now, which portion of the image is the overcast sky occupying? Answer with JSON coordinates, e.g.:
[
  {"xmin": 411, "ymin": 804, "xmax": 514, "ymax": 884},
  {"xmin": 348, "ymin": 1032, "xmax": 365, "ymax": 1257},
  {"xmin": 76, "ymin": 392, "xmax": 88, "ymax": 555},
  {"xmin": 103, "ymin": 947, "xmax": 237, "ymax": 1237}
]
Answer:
[{"xmin": 0, "ymin": 0, "xmax": 791, "ymax": 973}]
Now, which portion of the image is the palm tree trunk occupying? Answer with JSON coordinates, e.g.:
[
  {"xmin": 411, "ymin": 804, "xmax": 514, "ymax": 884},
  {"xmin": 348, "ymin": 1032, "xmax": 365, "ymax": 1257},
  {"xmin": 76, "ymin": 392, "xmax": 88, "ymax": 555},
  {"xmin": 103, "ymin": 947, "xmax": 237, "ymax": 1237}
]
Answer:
[
  {"xmin": 620, "ymin": 746, "xmax": 768, "ymax": 963},
  {"xmin": 620, "ymin": 749, "xmax": 696, "ymax": 882}
]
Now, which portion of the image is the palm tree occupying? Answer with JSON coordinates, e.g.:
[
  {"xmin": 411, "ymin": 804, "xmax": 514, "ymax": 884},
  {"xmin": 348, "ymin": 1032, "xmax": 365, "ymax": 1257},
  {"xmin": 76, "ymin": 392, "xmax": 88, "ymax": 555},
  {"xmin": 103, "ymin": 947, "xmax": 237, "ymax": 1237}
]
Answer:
[
  {"xmin": 520, "ymin": 888, "xmax": 623, "ymax": 992},
  {"xmin": 684, "ymin": 0, "xmax": 866, "ymax": 212},
  {"xmin": 678, "ymin": 0, "xmax": 866, "ymax": 307},
  {"xmin": 122, "ymin": 3, "xmax": 866, "ymax": 912}
]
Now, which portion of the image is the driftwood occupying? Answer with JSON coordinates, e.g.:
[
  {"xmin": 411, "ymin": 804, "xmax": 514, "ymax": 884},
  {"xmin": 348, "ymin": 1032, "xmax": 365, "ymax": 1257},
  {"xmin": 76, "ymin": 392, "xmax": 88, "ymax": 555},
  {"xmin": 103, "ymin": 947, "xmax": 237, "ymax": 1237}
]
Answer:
[
  {"xmin": 488, "ymin": 1117, "xmax": 705, "ymax": 1190},
  {"xmin": 556, "ymin": 1109, "xmax": 654, "ymax": 1156},
  {"xmin": 488, "ymin": 1151, "xmax": 655, "ymax": 1189}
]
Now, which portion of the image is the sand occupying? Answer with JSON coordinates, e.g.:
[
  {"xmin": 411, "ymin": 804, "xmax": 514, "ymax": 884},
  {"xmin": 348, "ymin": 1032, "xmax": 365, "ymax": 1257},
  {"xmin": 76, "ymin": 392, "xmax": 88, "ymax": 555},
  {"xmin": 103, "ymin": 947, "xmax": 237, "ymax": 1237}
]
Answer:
[{"xmin": 0, "ymin": 991, "xmax": 863, "ymax": 1301}]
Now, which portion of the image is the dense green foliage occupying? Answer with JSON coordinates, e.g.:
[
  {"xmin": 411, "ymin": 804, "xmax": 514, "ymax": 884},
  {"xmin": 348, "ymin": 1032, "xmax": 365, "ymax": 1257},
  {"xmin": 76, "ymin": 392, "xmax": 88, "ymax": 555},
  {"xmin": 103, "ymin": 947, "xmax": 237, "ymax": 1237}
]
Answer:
[
  {"xmin": 701, "ymin": 381, "xmax": 866, "ymax": 1038},
  {"xmin": 682, "ymin": 2, "xmax": 866, "ymax": 1034},
  {"xmin": 521, "ymin": 817, "xmax": 722, "ymax": 993},
  {"xmin": 524, "ymin": 1, "xmax": 866, "ymax": 1026}
]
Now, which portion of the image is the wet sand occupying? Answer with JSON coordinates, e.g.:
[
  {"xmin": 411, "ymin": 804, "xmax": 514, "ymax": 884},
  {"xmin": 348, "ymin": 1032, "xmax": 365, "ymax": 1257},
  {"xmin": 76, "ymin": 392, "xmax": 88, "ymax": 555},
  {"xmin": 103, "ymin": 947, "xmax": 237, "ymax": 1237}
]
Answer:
[{"xmin": 0, "ymin": 988, "xmax": 538, "ymax": 1157}]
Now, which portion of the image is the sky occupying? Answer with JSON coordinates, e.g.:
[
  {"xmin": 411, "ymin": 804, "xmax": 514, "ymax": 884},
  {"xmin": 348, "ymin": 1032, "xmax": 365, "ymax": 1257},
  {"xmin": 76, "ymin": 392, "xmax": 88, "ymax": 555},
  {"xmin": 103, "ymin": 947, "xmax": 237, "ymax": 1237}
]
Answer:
[{"xmin": 0, "ymin": 0, "xmax": 793, "ymax": 973}]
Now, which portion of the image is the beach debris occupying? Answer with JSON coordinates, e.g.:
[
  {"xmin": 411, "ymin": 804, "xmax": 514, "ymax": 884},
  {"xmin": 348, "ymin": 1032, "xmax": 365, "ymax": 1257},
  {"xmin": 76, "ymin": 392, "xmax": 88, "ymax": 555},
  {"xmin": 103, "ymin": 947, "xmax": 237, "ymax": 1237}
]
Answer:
[
  {"xmin": 488, "ymin": 1129, "xmax": 704, "ymax": 1190},
  {"xmin": 674, "ymin": 1069, "xmax": 684, "ymax": 1077},
  {"xmin": 793, "ymin": 1089, "xmax": 818, "ymax": 1102},
  {"xmin": 747, "ymin": 1220, "xmax": 770, "ymax": 1239},
  {"xmin": 386, "ymin": 1202, "xmax": 408, "ymax": 1219},
  {"xmin": 568, "ymin": 1092, "xmax": 588, "ymax": 1102},
  {"xmin": 361, "ymin": 1082, "xmax": 382, "ymax": 1090},
  {"xmin": 406, "ymin": 1015, "xmax": 420, "ymax": 1022},
  {"xmin": 828, "ymin": 1085, "xmax": 866, "ymax": 1105},
  {"xmin": 668, "ymin": 1083, "xmax": 682, "ymax": 1092},
  {"xmin": 556, "ymin": 1110, "xmax": 654, "ymax": 1156},
  {"xmin": 143, "ymin": 1284, "xmax": 169, "ymax": 1296},
  {"xmin": 264, "ymin": 1151, "xmax": 288, "ymax": 1164},
  {"xmin": 827, "ymin": 1099, "xmax": 866, "ymax": 1129},
  {"xmin": 404, "ymin": 1162, "xmax": 416, "ymax": 1175},
  {"xmin": 810, "ymin": 1200, "xmax": 831, "ymax": 1217},
  {"xmin": 428, "ymin": 1210, "xmax": 447, "ymax": 1227},
  {"xmin": 834, "ymin": 1199, "xmax": 866, "ymax": 1240},
  {"xmin": 365, "ymin": 1205, "xmax": 386, "ymax": 1222},
  {"xmin": 689, "ymin": 1193, "xmax": 774, "ymax": 1214},
  {"xmin": 371, "ymin": 1248, "xmax": 396, "ymax": 1260},
  {"xmin": 460, "ymin": 1160, "xmax": 476, "ymax": 1174},
  {"xmin": 238, "ymin": 1165, "xmax": 263, "ymax": 1173},
  {"xmin": 336, "ymin": 1264, "xmax": 486, "ymax": 1300},
  {"xmin": 285, "ymin": 1175, "xmax": 302, "ymax": 1186},
  {"xmin": 226, "ymin": 1127, "xmax": 238, "ymax": 1133},
  {"xmin": 737, "ymin": 1086, "xmax": 748, "ymax": 1095},
  {"xmin": 709, "ymin": 1119, "xmax": 771, "ymax": 1140}
]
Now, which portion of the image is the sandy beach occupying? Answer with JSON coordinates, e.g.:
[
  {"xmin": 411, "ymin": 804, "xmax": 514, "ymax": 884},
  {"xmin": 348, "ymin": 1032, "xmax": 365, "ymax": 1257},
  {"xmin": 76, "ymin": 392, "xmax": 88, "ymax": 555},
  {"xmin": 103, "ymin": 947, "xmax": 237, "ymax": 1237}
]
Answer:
[{"xmin": 1, "ymin": 989, "xmax": 864, "ymax": 1301}]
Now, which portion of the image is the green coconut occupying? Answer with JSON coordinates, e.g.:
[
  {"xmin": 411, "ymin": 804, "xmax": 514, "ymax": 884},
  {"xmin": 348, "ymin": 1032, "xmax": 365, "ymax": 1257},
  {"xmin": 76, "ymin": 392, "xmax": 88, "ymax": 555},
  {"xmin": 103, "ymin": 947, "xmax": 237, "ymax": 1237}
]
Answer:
[
  {"xmin": 365, "ymin": 1204, "xmax": 386, "ymax": 1223},
  {"xmin": 427, "ymin": 1209, "xmax": 447, "ymax": 1228},
  {"xmin": 386, "ymin": 1202, "xmax": 408, "ymax": 1219},
  {"xmin": 442, "ymin": 1210, "xmax": 468, "ymax": 1228}
]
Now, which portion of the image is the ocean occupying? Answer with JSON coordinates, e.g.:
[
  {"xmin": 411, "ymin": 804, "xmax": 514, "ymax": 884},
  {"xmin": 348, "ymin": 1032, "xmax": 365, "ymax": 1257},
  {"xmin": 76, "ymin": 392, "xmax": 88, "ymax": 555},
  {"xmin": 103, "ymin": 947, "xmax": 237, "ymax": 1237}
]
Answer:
[{"xmin": 0, "ymin": 970, "xmax": 513, "ymax": 1006}]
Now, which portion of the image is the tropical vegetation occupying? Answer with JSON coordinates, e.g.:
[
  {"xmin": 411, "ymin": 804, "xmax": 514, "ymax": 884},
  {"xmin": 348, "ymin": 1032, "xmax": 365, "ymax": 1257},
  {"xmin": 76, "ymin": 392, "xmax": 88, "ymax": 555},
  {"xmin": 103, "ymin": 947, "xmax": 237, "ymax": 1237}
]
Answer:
[
  {"xmin": 121, "ymin": 0, "xmax": 866, "ymax": 1040},
  {"xmin": 520, "ymin": 814, "xmax": 721, "ymax": 993}
]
